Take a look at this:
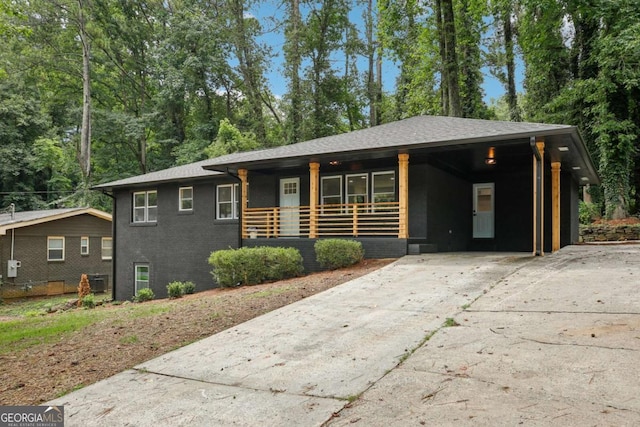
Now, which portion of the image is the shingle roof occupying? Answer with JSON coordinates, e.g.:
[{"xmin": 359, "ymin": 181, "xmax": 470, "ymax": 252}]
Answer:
[
  {"xmin": 205, "ymin": 115, "xmax": 575, "ymax": 167},
  {"xmin": 0, "ymin": 208, "xmax": 111, "ymax": 235},
  {"xmin": 94, "ymin": 115, "xmax": 598, "ymax": 189},
  {"xmin": 93, "ymin": 158, "xmax": 222, "ymax": 190}
]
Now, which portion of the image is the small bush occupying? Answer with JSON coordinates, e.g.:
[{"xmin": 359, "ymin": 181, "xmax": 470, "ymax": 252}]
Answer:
[
  {"xmin": 167, "ymin": 281, "xmax": 185, "ymax": 299},
  {"xmin": 209, "ymin": 246, "xmax": 303, "ymax": 287},
  {"xmin": 182, "ymin": 281, "xmax": 196, "ymax": 294},
  {"xmin": 579, "ymin": 201, "xmax": 600, "ymax": 225},
  {"xmin": 315, "ymin": 239, "xmax": 364, "ymax": 270},
  {"xmin": 134, "ymin": 288, "xmax": 154, "ymax": 303},
  {"xmin": 81, "ymin": 293, "xmax": 96, "ymax": 309}
]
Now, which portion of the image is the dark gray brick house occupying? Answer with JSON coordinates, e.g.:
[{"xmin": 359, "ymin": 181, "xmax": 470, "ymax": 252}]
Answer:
[
  {"xmin": 0, "ymin": 208, "xmax": 112, "ymax": 298},
  {"xmin": 94, "ymin": 115, "xmax": 599, "ymax": 301}
]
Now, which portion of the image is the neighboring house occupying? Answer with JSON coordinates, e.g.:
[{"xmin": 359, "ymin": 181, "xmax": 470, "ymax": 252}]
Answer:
[
  {"xmin": 94, "ymin": 115, "xmax": 599, "ymax": 301},
  {"xmin": 0, "ymin": 208, "xmax": 112, "ymax": 299}
]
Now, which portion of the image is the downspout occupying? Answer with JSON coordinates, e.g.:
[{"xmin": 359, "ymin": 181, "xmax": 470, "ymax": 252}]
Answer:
[
  {"xmin": 226, "ymin": 168, "xmax": 243, "ymax": 249},
  {"xmin": 101, "ymin": 190, "xmax": 117, "ymax": 301},
  {"xmin": 9, "ymin": 203, "xmax": 15, "ymax": 261}
]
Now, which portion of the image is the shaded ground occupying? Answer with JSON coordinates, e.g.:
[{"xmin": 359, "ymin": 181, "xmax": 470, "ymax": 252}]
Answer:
[{"xmin": 0, "ymin": 259, "xmax": 393, "ymax": 405}]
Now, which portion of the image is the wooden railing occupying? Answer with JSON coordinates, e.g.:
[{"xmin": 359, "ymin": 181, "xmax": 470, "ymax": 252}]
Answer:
[{"xmin": 243, "ymin": 202, "xmax": 400, "ymax": 238}]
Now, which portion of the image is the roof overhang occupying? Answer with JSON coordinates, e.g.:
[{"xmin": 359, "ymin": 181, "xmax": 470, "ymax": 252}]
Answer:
[
  {"xmin": 0, "ymin": 208, "xmax": 112, "ymax": 236},
  {"xmin": 203, "ymin": 126, "xmax": 600, "ymax": 185}
]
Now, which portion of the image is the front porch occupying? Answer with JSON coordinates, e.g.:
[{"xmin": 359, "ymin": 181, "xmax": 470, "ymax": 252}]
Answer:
[{"xmin": 242, "ymin": 202, "xmax": 401, "ymax": 238}]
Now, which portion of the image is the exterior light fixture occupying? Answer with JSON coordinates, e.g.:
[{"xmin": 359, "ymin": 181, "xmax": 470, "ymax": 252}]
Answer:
[
  {"xmin": 572, "ymin": 166, "xmax": 581, "ymax": 170},
  {"xmin": 581, "ymin": 177, "xmax": 589, "ymax": 181},
  {"xmin": 485, "ymin": 146, "xmax": 496, "ymax": 165},
  {"xmin": 558, "ymin": 146, "xmax": 569, "ymax": 152},
  {"xmin": 329, "ymin": 160, "xmax": 341, "ymax": 166}
]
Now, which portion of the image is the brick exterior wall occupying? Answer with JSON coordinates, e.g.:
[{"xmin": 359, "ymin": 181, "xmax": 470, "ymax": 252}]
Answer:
[
  {"xmin": 0, "ymin": 215, "xmax": 112, "ymax": 299},
  {"xmin": 113, "ymin": 179, "xmax": 241, "ymax": 301}
]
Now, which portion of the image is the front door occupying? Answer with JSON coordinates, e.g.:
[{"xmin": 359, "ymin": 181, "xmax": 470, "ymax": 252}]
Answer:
[
  {"xmin": 280, "ymin": 178, "xmax": 300, "ymax": 237},
  {"xmin": 473, "ymin": 183, "xmax": 494, "ymax": 238}
]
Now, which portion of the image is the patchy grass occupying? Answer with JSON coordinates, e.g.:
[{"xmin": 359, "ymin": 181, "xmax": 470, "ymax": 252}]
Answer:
[
  {"xmin": 245, "ymin": 286, "xmax": 293, "ymax": 299},
  {"xmin": 0, "ymin": 295, "xmax": 71, "ymax": 317},
  {"xmin": 0, "ymin": 300, "xmax": 169, "ymax": 355},
  {"xmin": 0, "ymin": 311, "xmax": 109, "ymax": 354}
]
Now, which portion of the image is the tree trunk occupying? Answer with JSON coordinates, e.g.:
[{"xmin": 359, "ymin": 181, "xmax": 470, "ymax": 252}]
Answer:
[
  {"xmin": 287, "ymin": 0, "xmax": 303, "ymax": 144},
  {"xmin": 78, "ymin": 0, "xmax": 91, "ymax": 180},
  {"xmin": 503, "ymin": 6, "xmax": 521, "ymax": 122},
  {"xmin": 441, "ymin": 0, "xmax": 462, "ymax": 117},
  {"xmin": 434, "ymin": 0, "xmax": 449, "ymax": 115},
  {"xmin": 231, "ymin": 0, "xmax": 266, "ymax": 145}
]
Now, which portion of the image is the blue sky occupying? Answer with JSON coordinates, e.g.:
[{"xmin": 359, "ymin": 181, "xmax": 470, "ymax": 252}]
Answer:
[{"xmin": 252, "ymin": 1, "xmax": 523, "ymax": 104}]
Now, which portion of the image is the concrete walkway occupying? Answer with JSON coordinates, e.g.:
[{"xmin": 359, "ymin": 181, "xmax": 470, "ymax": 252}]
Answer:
[{"xmin": 50, "ymin": 245, "xmax": 640, "ymax": 426}]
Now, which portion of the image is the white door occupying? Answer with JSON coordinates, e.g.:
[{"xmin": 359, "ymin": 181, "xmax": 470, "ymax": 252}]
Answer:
[
  {"xmin": 280, "ymin": 178, "xmax": 300, "ymax": 237},
  {"xmin": 473, "ymin": 183, "xmax": 494, "ymax": 238}
]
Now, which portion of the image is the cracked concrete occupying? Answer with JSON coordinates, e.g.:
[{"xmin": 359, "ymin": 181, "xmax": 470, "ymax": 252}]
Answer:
[
  {"xmin": 49, "ymin": 245, "xmax": 640, "ymax": 426},
  {"xmin": 330, "ymin": 244, "xmax": 640, "ymax": 426}
]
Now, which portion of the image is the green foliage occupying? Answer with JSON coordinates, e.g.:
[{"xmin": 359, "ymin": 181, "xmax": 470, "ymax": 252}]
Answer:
[
  {"xmin": 205, "ymin": 119, "xmax": 260, "ymax": 159},
  {"xmin": 314, "ymin": 239, "xmax": 364, "ymax": 270},
  {"xmin": 579, "ymin": 201, "xmax": 601, "ymax": 225},
  {"xmin": 182, "ymin": 281, "xmax": 196, "ymax": 295},
  {"xmin": 134, "ymin": 288, "xmax": 155, "ymax": 303},
  {"xmin": 208, "ymin": 247, "xmax": 303, "ymax": 287},
  {"xmin": 166, "ymin": 282, "xmax": 185, "ymax": 299},
  {"xmin": 81, "ymin": 293, "xmax": 96, "ymax": 309}
]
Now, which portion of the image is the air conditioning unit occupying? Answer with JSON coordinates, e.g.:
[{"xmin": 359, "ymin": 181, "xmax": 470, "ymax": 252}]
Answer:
[{"xmin": 7, "ymin": 260, "xmax": 20, "ymax": 278}]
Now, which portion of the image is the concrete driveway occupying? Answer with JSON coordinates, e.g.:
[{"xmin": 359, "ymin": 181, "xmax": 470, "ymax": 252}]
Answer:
[{"xmin": 50, "ymin": 245, "xmax": 640, "ymax": 426}]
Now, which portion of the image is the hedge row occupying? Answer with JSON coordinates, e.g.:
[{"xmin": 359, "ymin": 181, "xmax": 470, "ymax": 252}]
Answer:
[{"xmin": 208, "ymin": 246, "xmax": 303, "ymax": 287}]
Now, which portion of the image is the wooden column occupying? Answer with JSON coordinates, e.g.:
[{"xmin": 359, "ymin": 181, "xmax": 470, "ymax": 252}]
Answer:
[
  {"xmin": 532, "ymin": 153, "xmax": 536, "ymax": 256},
  {"xmin": 238, "ymin": 168, "xmax": 248, "ymax": 238},
  {"xmin": 551, "ymin": 162, "xmax": 561, "ymax": 252},
  {"xmin": 309, "ymin": 162, "xmax": 320, "ymax": 238},
  {"xmin": 398, "ymin": 153, "xmax": 409, "ymax": 239}
]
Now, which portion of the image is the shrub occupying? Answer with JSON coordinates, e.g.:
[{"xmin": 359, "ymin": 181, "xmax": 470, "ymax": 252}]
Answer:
[
  {"xmin": 167, "ymin": 281, "xmax": 185, "ymax": 299},
  {"xmin": 81, "ymin": 293, "xmax": 96, "ymax": 309},
  {"xmin": 579, "ymin": 201, "xmax": 600, "ymax": 225},
  {"xmin": 315, "ymin": 239, "xmax": 364, "ymax": 270},
  {"xmin": 134, "ymin": 288, "xmax": 154, "ymax": 303},
  {"xmin": 209, "ymin": 246, "xmax": 303, "ymax": 287},
  {"xmin": 182, "ymin": 281, "xmax": 196, "ymax": 294}
]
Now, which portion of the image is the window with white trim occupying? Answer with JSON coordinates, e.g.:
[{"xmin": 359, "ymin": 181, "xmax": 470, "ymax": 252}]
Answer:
[
  {"xmin": 179, "ymin": 187, "xmax": 193, "ymax": 211},
  {"xmin": 135, "ymin": 264, "xmax": 150, "ymax": 294},
  {"xmin": 217, "ymin": 183, "xmax": 240, "ymax": 219},
  {"xmin": 48, "ymin": 236, "xmax": 65, "ymax": 261},
  {"xmin": 346, "ymin": 173, "xmax": 369, "ymax": 204},
  {"xmin": 101, "ymin": 237, "xmax": 112, "ymax": 260},
  {"xmin": 372, "ymin": 171, "xmax": 396, "ymax": 203},
  {"xmin": 80, "ymin": 236, "xmax": 89, "ymax": 255},
  {"xmin": 321, "ymin": 176, "xmax": 342, "ymax": 205},
  {"xmin": 133, "ymin": 190, "xmax": 157, "ymax": 223}
]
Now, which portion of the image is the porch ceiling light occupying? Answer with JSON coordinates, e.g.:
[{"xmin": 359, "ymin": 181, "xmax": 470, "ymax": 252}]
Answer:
[
  {"xmin": 558, "ymin": 146, "xmax": 570, "ymax": 152},
  {"xmin": 581, "ymin": 177, "xmax": 589, "ymax": 181},
  {"xmin": 485, "ymin": 146, "xmax": 496, "ymax": 165},
  {"xmin": 572, "ymin": 166, "xmax": 581, "ymax": 170},
  {"xmin": 329, "ymin": 160, "xmax": 341, "ymax": 166}
]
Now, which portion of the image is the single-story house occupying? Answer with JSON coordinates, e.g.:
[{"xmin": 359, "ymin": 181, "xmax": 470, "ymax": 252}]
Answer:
[
  {"xmin": 94, "ymin": 115, "xmax": 599, "ymax": 301},
  {"xmin": 0, "ymin": 207, "xmax": 113, "ymax": 298}
]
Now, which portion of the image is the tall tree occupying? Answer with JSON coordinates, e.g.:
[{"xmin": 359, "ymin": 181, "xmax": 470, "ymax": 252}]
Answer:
[
  {"xmin": 437, "ymin": 0, "xmax": 462, "ymax": 117},
  {"xmin": 284, "ymin": 0, "xmax": 304, "ymax": 144}
]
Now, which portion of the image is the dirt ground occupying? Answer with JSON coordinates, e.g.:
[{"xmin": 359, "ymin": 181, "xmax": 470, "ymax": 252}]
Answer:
[{"xmin": 0, "ymin": 259, "xmax": 393, "ymax": 406}]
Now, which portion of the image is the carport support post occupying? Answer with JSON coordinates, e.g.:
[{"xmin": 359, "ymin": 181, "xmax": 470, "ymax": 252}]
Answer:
[
  {"xmin": 532, "ymin": 139, "xmax": 545, "ymax": 256},
  {"xmin": 309, "ymin": 162, "xmax": 319, "ymax": 238},
  {"xmin": 398, "ymin": 153, "xmax": 409, "ymax": 239},
  {"xmin": 551, "ymin": 162, "xmax": 561, "ymax": 252},
  {"xmin": 238, "ymin": 168, "xmax": 248, "ymax": 238}
]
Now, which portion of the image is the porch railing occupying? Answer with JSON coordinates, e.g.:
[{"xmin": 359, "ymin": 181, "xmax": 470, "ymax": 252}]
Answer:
[{"xmin": 243, "ymin": 202, "xmax": 400, "ymax": 238}]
